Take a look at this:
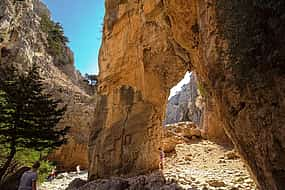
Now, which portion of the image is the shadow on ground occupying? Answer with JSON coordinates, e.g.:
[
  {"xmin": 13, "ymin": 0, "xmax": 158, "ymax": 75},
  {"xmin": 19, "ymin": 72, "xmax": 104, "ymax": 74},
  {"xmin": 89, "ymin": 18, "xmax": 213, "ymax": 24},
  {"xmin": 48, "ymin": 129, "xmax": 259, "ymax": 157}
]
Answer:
[{"xmin": 66, "ymin": 171, "xmax": 193, "ymax": 190}]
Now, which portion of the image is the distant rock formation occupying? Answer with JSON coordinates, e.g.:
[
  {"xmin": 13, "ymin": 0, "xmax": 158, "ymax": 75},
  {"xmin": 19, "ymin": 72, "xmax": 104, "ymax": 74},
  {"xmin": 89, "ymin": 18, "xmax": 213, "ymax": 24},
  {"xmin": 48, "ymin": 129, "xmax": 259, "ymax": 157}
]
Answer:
[
  {"xmin": 33, "ymin": 0, "xmax": 50, "ymax": 17},
  {"xmin": 164, "ymin": 73, "xmax": 203, "ymax": 127},
  {"xmin": 165, "ymin": 73, "xmax": 230, "ymax": 144},
  {"xmin": 0, "ymin": 0, "xmax": 95, "ymax": 170}
]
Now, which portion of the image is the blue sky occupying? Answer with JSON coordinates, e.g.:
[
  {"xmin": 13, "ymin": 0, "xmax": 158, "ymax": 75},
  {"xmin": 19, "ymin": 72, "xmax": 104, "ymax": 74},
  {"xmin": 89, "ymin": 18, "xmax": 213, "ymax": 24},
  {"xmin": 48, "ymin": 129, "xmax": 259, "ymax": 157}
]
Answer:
[
  {"xmin": 41, "ymin": 0, "xmax": 189, "ymax": 97},
  {"xmin": 42, "ymin": 0, "xmax": 105, "ymax": 74}
]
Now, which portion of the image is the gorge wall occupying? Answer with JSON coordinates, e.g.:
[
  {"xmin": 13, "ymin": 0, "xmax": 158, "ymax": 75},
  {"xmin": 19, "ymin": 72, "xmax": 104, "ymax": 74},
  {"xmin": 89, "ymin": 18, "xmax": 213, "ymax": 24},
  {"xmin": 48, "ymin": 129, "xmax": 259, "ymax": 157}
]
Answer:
[
  {"xmin": 165, "ymin": 72, "xmax": 230, "ymax": 144},
  {"xmin": 164, "ymin": 73, "xmax": 203, "ymax": 126},
  {"xmin": 91, "ymin": 0, "xmax": 285, "ymax": 190},
  {"xmin": 0, "ymin": 0, "xmax": 95, "ymax": 170}
]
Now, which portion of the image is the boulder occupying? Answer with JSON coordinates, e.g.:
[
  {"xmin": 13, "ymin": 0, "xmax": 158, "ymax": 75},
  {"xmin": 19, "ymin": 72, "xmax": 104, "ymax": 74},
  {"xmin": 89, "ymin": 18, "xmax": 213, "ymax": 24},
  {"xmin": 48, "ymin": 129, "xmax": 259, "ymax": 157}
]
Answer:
[
  {"xmin": 70, "ymin": 172, "xmax": 184, "ymax": 190},
  {"xmin": 66, "ymin": 178, "xmax": 87, "ymax": 190}
]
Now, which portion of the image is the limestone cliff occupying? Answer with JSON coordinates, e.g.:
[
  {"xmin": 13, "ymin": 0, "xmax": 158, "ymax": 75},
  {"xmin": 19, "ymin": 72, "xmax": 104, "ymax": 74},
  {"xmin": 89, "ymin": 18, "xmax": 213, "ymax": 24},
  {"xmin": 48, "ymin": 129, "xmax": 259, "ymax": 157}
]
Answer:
[
  {"xmin": 92, "ymin": 0, "xmax": 285, "ymax": 189},
  {"xmin": 202, "ymin": 96, "xmax": 231, "ymax": 144},
  {"xmin": 165, "ymin": 73, "xmax": 230, "ymax": 144},
  {"xmin": 90, "ymin": 0, "xmax": 189, "ymax": 180},
  {"xmin": 0, "ymin": 0, "xmax": 95, "ymax": 170},
  {"xmin": 164, "ymin": 73, "xmax": 203, "ymax": 126}
]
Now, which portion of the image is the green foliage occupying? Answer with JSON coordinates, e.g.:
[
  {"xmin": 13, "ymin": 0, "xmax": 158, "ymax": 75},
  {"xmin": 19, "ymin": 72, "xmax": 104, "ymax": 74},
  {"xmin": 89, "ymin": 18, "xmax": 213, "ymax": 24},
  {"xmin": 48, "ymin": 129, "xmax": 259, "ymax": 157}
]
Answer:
[
  {"xmin": 38, "ymin": 160, "xmax": 53, "ymax": 183},
  {"xmin": 0, "ymin": 146, "xmax": 53, "ymax": 183},
  {"xmin": 0, "ymin": 90, "xmax": 14, "ymax": 133},
  {"xmin": 14, "ymin": 149, "xmax": 53, "ymax": 183},
  {"xmin": 197, "ymin": 82, "xmax": 207, "ymax": 97},
  {"xmin": 40, "ymin": 14, "xmax": 69, "ymax": 60},
  {"xmin": 0, "ymin": 64, "xmax": 69, "ymax": 181},
  {"xmin": 0, "ymin": 65, "xmax": 69, "ymax": 150}
]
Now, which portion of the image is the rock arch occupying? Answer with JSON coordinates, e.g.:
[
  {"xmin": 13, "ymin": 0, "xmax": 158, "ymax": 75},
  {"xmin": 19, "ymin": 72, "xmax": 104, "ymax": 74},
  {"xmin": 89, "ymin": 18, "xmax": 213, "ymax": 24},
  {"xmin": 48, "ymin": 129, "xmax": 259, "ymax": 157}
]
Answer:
[{"xmin": 89, "ymin": 1, "xmax": 285, "ymax": 190}]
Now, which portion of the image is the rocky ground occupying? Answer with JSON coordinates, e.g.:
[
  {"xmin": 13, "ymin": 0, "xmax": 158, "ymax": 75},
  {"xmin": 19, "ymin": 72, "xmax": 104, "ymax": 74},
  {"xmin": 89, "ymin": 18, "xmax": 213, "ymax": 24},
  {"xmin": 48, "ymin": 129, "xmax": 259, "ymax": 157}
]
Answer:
[
  {"xmin": 163, "ymin": 140, "xmax": 257, "ymax": 190},
  {"xmin": 40, "ymin": 171, "xmax": 88, "ymax": 190},
  {"xmin": 40, "ymin": 140, "xmax": 257, "ymax": 190}
]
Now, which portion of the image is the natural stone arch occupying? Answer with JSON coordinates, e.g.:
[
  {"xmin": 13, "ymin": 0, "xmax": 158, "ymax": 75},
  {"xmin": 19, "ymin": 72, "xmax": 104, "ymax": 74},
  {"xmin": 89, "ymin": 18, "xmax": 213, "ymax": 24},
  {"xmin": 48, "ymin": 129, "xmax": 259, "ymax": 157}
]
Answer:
[{"xmin": 89, "ymin": 1, "xmax": 285, "ymax": 190}]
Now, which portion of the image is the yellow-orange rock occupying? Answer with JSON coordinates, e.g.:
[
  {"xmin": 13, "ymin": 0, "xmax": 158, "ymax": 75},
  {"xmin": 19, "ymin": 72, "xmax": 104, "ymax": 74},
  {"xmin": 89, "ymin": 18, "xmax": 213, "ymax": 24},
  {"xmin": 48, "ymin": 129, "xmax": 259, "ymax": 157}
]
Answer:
[
  {"xmin": 163, "ymin": 122, "xmax": 204, "ymax": 153},
  {"xmin": 48, "ymin": 98, "xmax": 94, "ymax": 170},
  {"xmin": 202, "ymin": 97, "xmax": 231, "ymax": 144},
  {"xmin": 90, "ymin": 1, "xmax": 285, "ymax": 190},
  {"xmin": 89, "ymin": 0, "xmax": 188, "ymax": 180}
]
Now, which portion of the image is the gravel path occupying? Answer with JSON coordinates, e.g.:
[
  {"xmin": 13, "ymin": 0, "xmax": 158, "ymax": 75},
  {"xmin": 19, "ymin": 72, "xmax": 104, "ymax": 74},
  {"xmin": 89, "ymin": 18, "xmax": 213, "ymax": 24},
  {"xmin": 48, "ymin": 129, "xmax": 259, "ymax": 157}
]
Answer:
[
  {"xmin": 40, "ymin": 140, "xmax": 257, "ymax": 190},
  {"xmin": 163, "ymin": 140, "xmax": 257, "ymax": 189}
]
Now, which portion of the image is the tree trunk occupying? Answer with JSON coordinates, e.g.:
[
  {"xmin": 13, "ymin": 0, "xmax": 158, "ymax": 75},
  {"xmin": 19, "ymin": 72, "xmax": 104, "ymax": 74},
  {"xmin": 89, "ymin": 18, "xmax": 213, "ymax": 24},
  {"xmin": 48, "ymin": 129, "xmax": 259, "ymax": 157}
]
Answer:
[{"xmin": 0, "ymin": 144, "xmax": 16, "ymax": 182}]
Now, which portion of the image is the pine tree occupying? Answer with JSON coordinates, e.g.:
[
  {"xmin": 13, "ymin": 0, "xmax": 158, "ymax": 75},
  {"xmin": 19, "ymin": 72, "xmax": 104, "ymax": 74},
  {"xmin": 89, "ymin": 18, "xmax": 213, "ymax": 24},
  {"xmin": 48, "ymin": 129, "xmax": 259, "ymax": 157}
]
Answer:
[{"xmin": 0, "ymin": 65, "xmax": 69, "ymax": 181}]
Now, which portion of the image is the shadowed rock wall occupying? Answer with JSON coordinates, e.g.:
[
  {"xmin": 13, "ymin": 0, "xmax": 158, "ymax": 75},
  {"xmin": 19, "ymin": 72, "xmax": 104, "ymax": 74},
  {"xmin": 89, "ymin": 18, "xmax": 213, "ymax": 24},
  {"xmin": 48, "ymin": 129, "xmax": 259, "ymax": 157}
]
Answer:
[{"xmin": 91, "ymin": 1, "xmax": 285, "ymax": 189}]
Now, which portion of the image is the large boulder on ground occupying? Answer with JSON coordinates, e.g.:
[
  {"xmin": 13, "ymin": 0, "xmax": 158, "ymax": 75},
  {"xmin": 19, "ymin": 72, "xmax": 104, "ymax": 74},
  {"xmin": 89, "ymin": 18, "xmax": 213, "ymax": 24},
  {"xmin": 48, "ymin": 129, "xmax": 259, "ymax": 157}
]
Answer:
[
  {"xmin": 165, "ymin": 122, "xmax": 203, "ymax": 139},
  {"xmin": 66, "ymin": 172, "xmax": 184, "ymax": 190},
  {"xmin": 163, "ymin": 122, "xmax": 204, "ymax": 152},
  {"xmin": 66, "ymin": 178, "xmax": 88, "ymax": 190},
  {"xmin": 163, "ymin": 129, "xmax": 184, "ymax": 153}
]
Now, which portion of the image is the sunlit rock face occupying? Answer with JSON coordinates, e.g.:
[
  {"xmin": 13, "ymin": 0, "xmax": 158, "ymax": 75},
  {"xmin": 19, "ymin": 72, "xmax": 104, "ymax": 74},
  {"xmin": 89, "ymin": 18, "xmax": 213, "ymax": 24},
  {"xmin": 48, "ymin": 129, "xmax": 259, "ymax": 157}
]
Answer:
[
  {"xmin": 89, "ymin": 0, "xmax": 189, "ymax": 180},
  {"xmin": 93, "ymin": 0, "xmax": 285, "ymax": 189},
  {"xmin": 0, "ymin": 0, "xmax": 95, "ymax": 170}
]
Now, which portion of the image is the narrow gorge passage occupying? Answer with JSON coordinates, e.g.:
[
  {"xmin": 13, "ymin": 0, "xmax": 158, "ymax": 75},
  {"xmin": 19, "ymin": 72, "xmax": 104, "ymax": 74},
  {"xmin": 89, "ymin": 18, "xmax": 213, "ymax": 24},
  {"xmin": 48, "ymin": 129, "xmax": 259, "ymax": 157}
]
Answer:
[
  {"xmin": 42, "ymin": 130, "xmax": 257, "ymax": 190},
  {"xmin": 0, "ymin": 0, "xmax": 284, "ymax": 190},
  {"xmin": 90, "ymin": 1, "xmax": 285, "ymax": 190}
]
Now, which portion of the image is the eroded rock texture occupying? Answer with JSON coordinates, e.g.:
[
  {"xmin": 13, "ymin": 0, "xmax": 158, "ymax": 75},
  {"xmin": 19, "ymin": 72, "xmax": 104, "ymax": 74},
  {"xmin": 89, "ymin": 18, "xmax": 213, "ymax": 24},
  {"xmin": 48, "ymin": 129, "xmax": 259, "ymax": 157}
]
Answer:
[
  {"xmin": 164, "ymin": 73, "xmax": 203, "ymax": 126},
  {"xmin": 202, "ymin": 96, "xmax": 231, "ymax": 144},
  {"xmin": 89, "ymin": 0, "xmax": 190, "ymax": 180},
  {"xmin": 165, "ymin": 73, "xmax": 230, "ymax": 144},
  {"xmin": 0, "ymin": 0, "xmax": 95, "ymax": 170},
  {"xmin": 92, "ymin": 0, "xmax": 285, "ymax": 189},
  {"xmin": 163, "ymin": 122, "xmax": 205, "ymax": 153}
]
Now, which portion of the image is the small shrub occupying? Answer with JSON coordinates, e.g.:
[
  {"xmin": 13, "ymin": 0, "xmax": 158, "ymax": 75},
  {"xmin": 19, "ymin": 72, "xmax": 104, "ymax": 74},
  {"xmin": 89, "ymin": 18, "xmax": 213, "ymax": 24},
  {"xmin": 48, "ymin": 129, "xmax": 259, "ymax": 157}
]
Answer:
[
  {"xmin": 40, "ymin": 15, "xmax": 69, "ymax": 63},
  {"xmin": 0, "ymin": 146, "xmax": 54, "ymax": 183},
  {"xmin": 197, "ymin": 82, "xmax": 207, "ymax": 97},
  {"xmin": 14, "ymin": 149, "xmax": 54, "ymax": 182}
]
